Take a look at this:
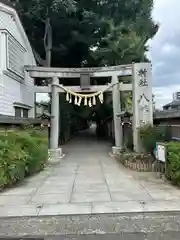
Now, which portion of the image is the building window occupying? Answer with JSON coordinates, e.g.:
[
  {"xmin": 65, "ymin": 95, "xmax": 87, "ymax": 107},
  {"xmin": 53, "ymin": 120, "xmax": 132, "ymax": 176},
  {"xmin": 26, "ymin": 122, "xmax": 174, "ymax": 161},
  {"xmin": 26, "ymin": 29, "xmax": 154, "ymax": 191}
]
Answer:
[
  {"xmin": 7, "ymin": 34, "xmax": 25, "ymax": 77},
  {"xmin": 15, "ymin": 107, "xmax": 21, "ymax": 118},
  {"xmin": 14, "ymin": 107, "xmax": 29, "ymax": 118},
  {"xmin": 177, "ymin": 92, "xmax": 180, "ymax": 99},
  {"xmin": 23, "ymin": 108, "xmax": 29, "ymax": 118}
]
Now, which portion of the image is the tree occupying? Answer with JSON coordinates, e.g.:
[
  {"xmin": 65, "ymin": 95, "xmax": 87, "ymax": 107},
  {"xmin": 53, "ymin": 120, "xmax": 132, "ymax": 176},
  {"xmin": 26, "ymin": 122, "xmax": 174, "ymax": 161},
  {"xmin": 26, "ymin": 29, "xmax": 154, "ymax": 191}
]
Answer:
[
  {"xmin": 90, "ymin": 0, "xmax": 158, "ymax": 66},
  {"xmin": 11, "ymin": 0, "xmax": 158, "ymax": 67},
  {"xmin": 11, "ymin": 0, "xmax": 77, "ymax": 67}
]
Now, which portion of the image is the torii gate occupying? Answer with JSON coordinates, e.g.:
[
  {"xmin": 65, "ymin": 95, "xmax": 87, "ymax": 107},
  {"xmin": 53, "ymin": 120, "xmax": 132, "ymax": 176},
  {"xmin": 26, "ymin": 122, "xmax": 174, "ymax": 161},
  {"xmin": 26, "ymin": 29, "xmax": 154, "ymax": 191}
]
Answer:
[{"xmin": 25, "ymin": 62, "xmax": 153, "ymax": 155}]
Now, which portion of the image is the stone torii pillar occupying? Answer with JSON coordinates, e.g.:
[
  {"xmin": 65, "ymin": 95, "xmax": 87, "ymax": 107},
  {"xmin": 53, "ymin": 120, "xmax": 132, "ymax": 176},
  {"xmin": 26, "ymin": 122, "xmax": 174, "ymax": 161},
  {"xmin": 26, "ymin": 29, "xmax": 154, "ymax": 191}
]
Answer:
[
  {"xmin": 132, "ymin": 62, "xmax": 153, "ymax": 152},
  {"xmin": 50, "ymin": 76, "xmax": 59, "ymax": 149},
  {"xmin": 112, "ymin": 74, "xmax": 123, "ymax": 154}
]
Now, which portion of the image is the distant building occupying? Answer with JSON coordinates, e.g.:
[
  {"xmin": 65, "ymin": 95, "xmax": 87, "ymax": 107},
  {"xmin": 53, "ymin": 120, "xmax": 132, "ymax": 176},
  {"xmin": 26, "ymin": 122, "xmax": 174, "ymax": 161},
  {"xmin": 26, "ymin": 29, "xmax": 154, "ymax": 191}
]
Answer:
[
  {"xmin": 163, "ymin": 92, "xmax": 180, "ymax": 110},
  {"xmin": 35, "ymin": 102, "xmax": 49, "ymax": 117}
]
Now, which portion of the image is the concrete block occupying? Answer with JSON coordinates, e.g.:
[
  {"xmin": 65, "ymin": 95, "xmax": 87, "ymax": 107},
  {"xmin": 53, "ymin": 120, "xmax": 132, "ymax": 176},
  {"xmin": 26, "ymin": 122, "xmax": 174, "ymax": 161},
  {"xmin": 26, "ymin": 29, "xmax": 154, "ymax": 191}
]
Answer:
[
  {"xmin": 0, "ymin": 205, "xmax": 40, "ymax": 217},
  {"xmin": 48, "ymin": 148, "xmax": 65, "ymax": 164},
  {"xmin": 39, "ymin": 203, "xmax": 91, "ymax": 216},
  {"xmin": 92, "ymin": 201, "xmax": 143, "ymax": 214},
  {"xmin": 71, "ymin": 192, "xmax": 111, "ymax": 203},
  {"xmin": 30, "ymin": 193, "xmax": 71, "ymax": 204}
]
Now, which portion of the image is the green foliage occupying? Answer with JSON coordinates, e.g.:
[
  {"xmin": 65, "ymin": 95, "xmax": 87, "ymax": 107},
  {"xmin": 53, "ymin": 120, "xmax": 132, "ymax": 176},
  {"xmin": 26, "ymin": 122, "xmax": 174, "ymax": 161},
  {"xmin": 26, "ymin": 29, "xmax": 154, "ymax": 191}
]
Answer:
[
  {"xmin": 0, "ymin": 131, "xmax": 48, "ymax": 189},
  {"xmin": 12, "ymin": 0, "xmax": 158, "ymax": 67},
  {"xmin": 140, "ymin": 124, "xmax": 157, "ymax": 153},
  {"xmin": 0, "ymin": 140, "xmax": 28, "ymax": 188},
  {"xmin": 140, "ymin": 125, "xmax": 180, "ymax": 186},
  {"xmin": 166, "ymin": 142, "xmax": 180, "ymax": 186},
  {"xmin": 19, "ymin": 123, "xmax": 34, "ymax": 130},
  {"xmin": 139, "ymin": 124, "xmax": 169, "ymax": 154}
]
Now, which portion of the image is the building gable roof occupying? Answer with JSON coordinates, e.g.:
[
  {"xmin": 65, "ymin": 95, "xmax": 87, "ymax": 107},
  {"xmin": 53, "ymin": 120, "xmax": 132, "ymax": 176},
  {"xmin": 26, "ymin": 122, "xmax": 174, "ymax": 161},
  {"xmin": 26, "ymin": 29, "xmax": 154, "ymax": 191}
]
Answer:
[
  {"xmin": 163, "ymin": 100, "xmax": 180, "ymax": 108},
  {"xmin": 0, "ymin": 2, "xmax": 35, "ymax": 63}
]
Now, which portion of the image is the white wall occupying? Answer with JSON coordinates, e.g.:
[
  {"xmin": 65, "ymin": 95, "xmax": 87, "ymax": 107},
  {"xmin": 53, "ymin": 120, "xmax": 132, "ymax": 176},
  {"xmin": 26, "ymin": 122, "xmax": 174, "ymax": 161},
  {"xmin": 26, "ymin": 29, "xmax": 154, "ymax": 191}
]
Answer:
[
  {"xmin": 0, "ymin": 4, "xmax": 36, "ymax": 117},
  {"xmin": 0, "ymin": 75, "xmax": 21, "ymax": 116}
]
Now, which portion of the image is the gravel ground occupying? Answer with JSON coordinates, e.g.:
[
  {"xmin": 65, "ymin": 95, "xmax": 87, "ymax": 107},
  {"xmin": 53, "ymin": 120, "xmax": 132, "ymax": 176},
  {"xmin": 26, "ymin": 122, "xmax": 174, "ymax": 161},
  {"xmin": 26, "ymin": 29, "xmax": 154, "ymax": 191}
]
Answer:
[{"xmin": 0, "ymin": 212, "xmax": 180, "ymax": 238}]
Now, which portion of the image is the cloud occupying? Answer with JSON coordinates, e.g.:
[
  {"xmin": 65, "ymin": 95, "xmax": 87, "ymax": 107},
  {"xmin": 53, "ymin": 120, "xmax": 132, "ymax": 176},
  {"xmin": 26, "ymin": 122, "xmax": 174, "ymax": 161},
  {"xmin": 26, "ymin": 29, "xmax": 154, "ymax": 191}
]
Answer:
[
  {"xmin": 153, "ymin": 85, "xmax": 180, "ymax": 109},
  {"xmin": 150, "ymin": 0, "xmax": 180, "ymax": 108},
  {"xmin": 36, "ymin": 93, "xmax": 49, "ymax": 102}
]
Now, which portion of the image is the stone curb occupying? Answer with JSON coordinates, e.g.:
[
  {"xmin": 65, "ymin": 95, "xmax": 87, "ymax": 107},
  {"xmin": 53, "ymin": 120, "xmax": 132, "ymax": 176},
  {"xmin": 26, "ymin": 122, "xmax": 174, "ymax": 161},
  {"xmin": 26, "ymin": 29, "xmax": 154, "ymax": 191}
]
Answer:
[{"xmin": 0, "ymin": 212, "xmax": 180, "ymax": 237}]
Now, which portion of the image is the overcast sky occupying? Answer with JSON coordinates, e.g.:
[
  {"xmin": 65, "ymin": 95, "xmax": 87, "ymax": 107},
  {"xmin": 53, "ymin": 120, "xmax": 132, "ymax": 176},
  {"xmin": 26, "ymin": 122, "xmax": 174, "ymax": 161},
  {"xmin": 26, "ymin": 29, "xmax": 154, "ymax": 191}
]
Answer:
[
  {"xmin": 151, "ymin": 0, "xmax": 180, "ymax": 109},
  {"xmin": 37, "ymin": 0, "xmax": 178, "ymax": 108}
]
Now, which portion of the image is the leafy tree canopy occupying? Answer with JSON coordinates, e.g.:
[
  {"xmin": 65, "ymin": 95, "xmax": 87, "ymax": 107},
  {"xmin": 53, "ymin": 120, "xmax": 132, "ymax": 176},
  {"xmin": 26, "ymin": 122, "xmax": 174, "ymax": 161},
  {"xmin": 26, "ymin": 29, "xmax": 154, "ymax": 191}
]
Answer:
[{"xmin": 10, "ymin": 0, "xmax": 158, "ymax": 67}]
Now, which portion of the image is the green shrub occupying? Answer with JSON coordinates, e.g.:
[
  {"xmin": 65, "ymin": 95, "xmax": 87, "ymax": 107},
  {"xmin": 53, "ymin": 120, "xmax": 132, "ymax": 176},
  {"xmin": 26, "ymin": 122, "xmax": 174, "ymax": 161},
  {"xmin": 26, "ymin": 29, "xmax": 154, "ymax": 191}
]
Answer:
[
  {"xmin": 0, "ymin": 140, "xmax": 28, "ymax": 188},
  {"xmin": 15, "ymin": 132, "xmax": 47, "ymax": 175},
  {"xmin": 0, "ymin": 131, "xmax": 48, "ymax": 189},
  {"xmin": 166, "ymin": 141, "xmax": 180, "ymax": 186},
  {"xmin": 139, "ymin": 124, "xmax": 167, "ymax": 154},
  {"xmin": 26, "ymin": 138, "xmax": 48, "ymax": 175}
]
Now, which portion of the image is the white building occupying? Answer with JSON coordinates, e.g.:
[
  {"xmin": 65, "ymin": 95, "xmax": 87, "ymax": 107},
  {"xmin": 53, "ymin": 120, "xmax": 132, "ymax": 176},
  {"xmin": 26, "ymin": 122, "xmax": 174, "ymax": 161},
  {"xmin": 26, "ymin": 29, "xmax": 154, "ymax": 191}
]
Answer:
[{"xmin": 0, "ymin": 2, "xmax": 36, "ymax": 118}]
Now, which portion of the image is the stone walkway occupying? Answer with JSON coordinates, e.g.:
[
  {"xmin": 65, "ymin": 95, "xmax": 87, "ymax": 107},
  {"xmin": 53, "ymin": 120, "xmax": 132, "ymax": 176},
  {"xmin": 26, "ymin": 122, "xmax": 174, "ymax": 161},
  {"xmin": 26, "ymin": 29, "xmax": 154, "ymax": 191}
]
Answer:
[{"xmin": 0, "ymin": 129, "xmax": 180, "ymax": 217}]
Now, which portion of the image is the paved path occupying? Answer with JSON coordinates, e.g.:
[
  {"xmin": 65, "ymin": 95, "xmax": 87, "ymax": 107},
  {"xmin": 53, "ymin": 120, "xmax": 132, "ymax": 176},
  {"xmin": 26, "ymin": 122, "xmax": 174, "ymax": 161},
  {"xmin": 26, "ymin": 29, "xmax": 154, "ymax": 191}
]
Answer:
[{"xmin": 0, "ymin": 129, "xmax": 180, "ymax": 217}]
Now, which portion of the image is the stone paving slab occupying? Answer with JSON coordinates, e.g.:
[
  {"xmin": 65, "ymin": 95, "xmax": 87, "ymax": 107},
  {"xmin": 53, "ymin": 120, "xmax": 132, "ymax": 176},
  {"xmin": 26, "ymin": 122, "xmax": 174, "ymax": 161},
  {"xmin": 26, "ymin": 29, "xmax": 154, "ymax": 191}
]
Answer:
[
  {"xmin": 1, "ymin": 187, "xmax": 37, "ymax": 196},
  {"xmin": 30, "ymin": 193, "xmax": 71, "ymax": 204},
  {"xmin": 71, "ymin": 192, "xmax": 111, "ymax": 203},
  {"xmin": 73, "ymin": 183, "xmax": 108, "ymax": 193},
  {"xmin": 36, "ymin": 185, "xmax": 73, "ymax": 194},
  {"xmin": 91, "ymin": 201, "xmax": 143, "ymax": 214},
  {"xmin": 110, "ymin": 190, "xmax": 153, "ymax": 202},
  {"xmin": 0, "ymin": 195, "xmax": 31, "ymax": 206},
  {"xmin": 38, "ymin": 203, "xmax": 92, "ymax": 216},
  {"xmin": 0, "ymin": 205, "xmax": 40, "ymax": 217},
  {"xmin": 142, "ymin": 200, "xmax": 180, "ymax": 212}
]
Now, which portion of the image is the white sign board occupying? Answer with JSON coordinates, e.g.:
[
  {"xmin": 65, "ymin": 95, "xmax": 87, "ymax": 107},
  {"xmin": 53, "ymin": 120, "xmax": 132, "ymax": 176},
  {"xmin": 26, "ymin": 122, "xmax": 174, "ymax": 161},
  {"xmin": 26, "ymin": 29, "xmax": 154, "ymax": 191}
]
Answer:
[{"xmin": 157, "ymin": 144, "xmax": 166, "ymax": 162}]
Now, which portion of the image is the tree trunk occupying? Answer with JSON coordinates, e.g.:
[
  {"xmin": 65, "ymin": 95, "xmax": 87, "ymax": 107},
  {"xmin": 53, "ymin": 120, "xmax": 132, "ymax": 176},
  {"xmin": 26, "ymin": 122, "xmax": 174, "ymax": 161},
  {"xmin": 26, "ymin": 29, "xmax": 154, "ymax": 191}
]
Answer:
[
  {"xmin": 44, "ymin": 18, "xmax": 52, "ymax": 67},
  {"xmin": 43, "ymin": 17, "xmax": 53, "ymax": 108},
  {"xmin": 43, "ymin": 18, "xmax": 53, "ymax": 142}
]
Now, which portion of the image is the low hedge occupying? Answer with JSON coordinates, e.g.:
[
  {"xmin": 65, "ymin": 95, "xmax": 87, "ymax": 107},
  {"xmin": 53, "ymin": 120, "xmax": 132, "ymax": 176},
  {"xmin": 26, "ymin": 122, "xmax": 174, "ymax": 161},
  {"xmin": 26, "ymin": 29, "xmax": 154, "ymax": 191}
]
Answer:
[
  {"xmin": 139, "ymin": 124, "xmax": 180, "ymax": 186},
  {"xmin": 0, "ymin": 131, "xmax": 48, "ymax": 189},
  {"xmin": 166, "ymin": 141, "xmax": 180, "ymax": 186},
  {"xmin": 140, "ymin": 124, "xmax": 171, "ymax": 155}
]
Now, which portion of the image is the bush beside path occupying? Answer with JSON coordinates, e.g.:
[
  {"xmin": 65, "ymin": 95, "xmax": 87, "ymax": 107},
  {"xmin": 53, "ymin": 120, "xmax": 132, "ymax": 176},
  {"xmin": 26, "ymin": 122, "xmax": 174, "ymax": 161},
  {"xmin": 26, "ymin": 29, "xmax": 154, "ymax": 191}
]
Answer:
[
  {"xmin": 0, "ymin": 130, "xmax": 48, "ymax": 189},
  {"xmin": 140, "ymin": 124, "xmax": 180, "ymax": 187}
]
